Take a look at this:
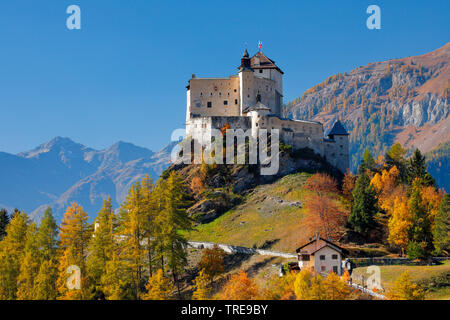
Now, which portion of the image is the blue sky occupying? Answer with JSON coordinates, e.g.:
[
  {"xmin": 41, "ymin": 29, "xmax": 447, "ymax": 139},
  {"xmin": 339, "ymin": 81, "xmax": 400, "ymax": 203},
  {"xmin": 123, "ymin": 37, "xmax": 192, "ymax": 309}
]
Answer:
[{"xmin": 0, "ymin": 0, "xmax": 448, "ymax": 154}]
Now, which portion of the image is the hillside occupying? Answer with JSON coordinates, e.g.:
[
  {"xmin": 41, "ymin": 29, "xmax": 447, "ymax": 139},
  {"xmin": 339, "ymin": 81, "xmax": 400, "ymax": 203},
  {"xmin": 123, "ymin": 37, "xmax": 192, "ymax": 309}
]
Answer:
[
  {"xmin": 0, "ymin": 137, "xmax": 174, "ymax": 222},
  {"xmin": 285, "ymin": 43, "xmax": 449, "ymax": 190}
]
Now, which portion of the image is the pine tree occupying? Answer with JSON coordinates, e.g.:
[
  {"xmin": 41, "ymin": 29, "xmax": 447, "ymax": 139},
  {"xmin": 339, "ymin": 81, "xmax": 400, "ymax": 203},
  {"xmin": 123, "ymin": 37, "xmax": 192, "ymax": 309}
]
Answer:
[
  {"xmin": 408, "ymin": 149, "xmax": 434, "ymax": 186},
  {"xmin": 57, "ymin": 202, "xmax": 91, "ymax": 300},
  {"xmin": 87, "ymin": 196, "xmax": 115, "ymax": 298},
  {"xmin": 358, "ymin": 148, "xmax": 376, "ymax": 174},
  {"xmin": 0, "ymin": 211, "xmax": 30, "ymax": 299},
  {"xmin": 17, "ymin": 223, "xmax": 40, "ymax": 300},
  {"xmin": 433, "ymin": 195, "xmax": 449, "ymax": 255},
  {"xmin": 0, "ymin": 208, "xmax": 9, "ymax": 240},
  {"xmin": 348, "ymin": 174, "xmax": 378, "ymax": 235}
]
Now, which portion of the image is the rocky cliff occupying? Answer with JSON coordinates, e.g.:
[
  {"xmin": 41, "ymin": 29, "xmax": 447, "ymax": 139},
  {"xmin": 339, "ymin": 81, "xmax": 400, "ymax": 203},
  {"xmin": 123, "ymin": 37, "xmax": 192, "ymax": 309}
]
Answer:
[{"xmin": 286, "ymin": 42, "xmax": 449, "ymax": 188}]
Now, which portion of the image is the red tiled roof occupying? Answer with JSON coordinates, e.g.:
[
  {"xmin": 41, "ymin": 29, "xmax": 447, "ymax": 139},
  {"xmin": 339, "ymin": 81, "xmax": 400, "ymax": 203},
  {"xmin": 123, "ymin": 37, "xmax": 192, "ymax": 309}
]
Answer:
[
  {"xmin": 296, "ymin": 237, "xmax": 344, "ymax": 255},
  {"xmin": 250, "ymin": 52, "xmax": 284, "ymax": 74}
]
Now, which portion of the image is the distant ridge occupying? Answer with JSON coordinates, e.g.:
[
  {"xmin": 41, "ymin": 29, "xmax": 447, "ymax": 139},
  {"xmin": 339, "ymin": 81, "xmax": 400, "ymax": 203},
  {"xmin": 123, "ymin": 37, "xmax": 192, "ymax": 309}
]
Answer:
[{"xmin": 0, "ymin": 138, "xmax": 175, "ymax": 222}]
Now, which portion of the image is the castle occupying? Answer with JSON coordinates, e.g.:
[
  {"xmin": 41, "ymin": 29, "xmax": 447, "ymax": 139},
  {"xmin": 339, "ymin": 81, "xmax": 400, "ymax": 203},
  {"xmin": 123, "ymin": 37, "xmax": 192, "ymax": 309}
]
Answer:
[{"xmin": 185, "ymin": 49, "xmax": 349, "ymax": 173}]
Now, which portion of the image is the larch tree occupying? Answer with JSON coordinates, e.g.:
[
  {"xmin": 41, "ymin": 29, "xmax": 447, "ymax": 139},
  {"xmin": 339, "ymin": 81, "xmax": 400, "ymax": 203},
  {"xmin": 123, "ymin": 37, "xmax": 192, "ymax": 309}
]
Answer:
[
  {"xmin": 16, "ymin": 222, "xmax": 40, "ymax": 300},
  {"xmin": 117, "ymin": 181, "xmax": 147, "ymax": 300},
  {"xmin": 387, "ymin": 271, "xmax": 426, "ymax": 300},
  {"xmin": 192, "ymin": 269, "xmax": 212, "ymax": 300},
  {"xmin": 407, "ymin": 179, "xmax": 433, "ymax": 258},
  {"xmin": 57, "ymin": 202, "xmax": 91, "ymax": 300},
  {"xmin": 142, "ymin": 269, "xmax": 172, "ymax": 300},
  {"xmin": 156, "ymin": 172, "xmax": 192, "ymax": 297},
  {"xmin": 0, "ymin": 211, "xmax": 30, "ymax": 299},
  {"xmin": 388, "ymin": 195, "xmax": 412, "ymax": 256},
  {"xmin": 87, "ymin": 196, "xmax": 116, "ymax": 298},
  {"xmin": 432, "ymin": 194, "xmax": 449, "ymax": 255},
  {"xmin": 33, "ymin": 207, "xmax": 59, "ymax": 300}
]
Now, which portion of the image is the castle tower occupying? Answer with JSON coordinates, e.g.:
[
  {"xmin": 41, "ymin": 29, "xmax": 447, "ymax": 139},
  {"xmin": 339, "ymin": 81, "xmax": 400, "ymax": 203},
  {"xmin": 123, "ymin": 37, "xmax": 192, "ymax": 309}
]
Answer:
[
  {"xmin": 325, "ymin": 120, "xmax": 350, "ymax": 173},
  {"xmin": 238, "ymin": 49, "xmax": 255, "ymax": 115}
]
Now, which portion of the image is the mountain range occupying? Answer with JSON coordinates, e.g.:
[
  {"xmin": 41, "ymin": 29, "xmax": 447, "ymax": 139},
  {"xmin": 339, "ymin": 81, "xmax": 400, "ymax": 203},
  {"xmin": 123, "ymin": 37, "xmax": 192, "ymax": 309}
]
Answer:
[
  {"xmin": 286, "ymin": 42, "xmax": 449, "ymax": 191},
  {"xmin": 0, "ymin": 137, "xmax": 174, "ymax": 222}
]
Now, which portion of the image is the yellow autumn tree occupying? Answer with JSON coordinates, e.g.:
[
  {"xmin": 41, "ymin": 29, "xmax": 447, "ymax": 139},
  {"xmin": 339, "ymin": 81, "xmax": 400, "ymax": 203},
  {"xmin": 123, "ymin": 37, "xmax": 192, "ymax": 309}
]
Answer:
[
  {"xmin": 388, "ymin": 195, "xmax": 412, "ymax": 255},
  {"xmin": 387, "ymin": 271, "xmax": 426, "ymax": 300},
  {"xmin": 220, "ymin": 271, "xmax": 259, "ymax": 300},
  {"xmin": 262, "ymin": 271, "xmax": 296, "ymax": 300},
  {"xmin": 192, "ymin": 269, "xmax": 212, "ymax": 300},
  {"xmin": 371, "ymin": 165, "xmax": 400, "ymax": 211},
  {"xmin": 142, "ymin": 269, "xmax": 172, "ymax": 300},
  {"xmin": 322, "ymin": 272, "xmax": 351, "ymax": 300},
  {"xmin": 57, "ymin": 202, "xmax": 91, "ymax": 300}
]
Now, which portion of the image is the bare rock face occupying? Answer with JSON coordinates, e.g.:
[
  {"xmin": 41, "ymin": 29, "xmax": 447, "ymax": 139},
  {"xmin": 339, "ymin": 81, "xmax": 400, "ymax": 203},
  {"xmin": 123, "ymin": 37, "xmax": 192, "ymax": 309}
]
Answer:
[{"xmin": 285, "ymin": 43, "xmax": 450, "ymax": 183}]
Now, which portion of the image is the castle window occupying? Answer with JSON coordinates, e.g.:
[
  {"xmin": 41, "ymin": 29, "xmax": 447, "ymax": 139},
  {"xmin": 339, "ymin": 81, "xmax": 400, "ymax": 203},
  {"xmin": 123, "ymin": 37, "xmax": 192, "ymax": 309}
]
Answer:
[
  {"xmin": 235, "ymin": 99, "xmax": 238, "ymax": 105},
  {"xmin": 224, "ymin": 100, "xmax": 228, "ymax": 106},
  {"xmin": 219, "ymin": 92, "xmax": 222, "ymax": 96},
  {"xmin": 210, "ymin": 92, "xmax": 213, "ymax": 96},
  {"xmin": 234, "ymin": 89, "xmax": 237, "ymax": 92},
  {"xmin": 247, "ymin": 95, "xmax": 250, "ymax": 98},
  {"xmin": 259, "ymin": 69, "xmax": 263, "ymax": 73},
  {"xmin": 200, "ymin": 92, "xmax": 203, "ymax": 96},
  {"xmin": 227, "ymin": 92, "xmax": 230, "ymax": 96},
  {"xmin": 207, "ymin": 101, "xmax": 212, "ymax": 108},
  {"xmin": 340, "ymin": 145, "xmax": 343, "ymax": 148}
]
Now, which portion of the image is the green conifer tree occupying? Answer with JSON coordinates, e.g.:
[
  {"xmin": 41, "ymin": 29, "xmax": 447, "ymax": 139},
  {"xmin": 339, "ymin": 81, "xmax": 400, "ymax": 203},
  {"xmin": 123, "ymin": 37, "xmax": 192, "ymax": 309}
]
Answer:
[{"xmin": 348, "ymin": 174, "xmax": 378, "ymax": 235}]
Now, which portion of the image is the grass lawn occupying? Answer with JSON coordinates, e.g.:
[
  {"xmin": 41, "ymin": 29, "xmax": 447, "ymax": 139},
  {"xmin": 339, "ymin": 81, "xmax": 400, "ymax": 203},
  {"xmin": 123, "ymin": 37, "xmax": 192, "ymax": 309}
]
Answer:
[
  {"xmin": 353, "ymin": 261, "xmax": 450, "ymax": 300},
  {"xmin": 184, "ymin": 172, "xmax": 316, "ymax": 253}
]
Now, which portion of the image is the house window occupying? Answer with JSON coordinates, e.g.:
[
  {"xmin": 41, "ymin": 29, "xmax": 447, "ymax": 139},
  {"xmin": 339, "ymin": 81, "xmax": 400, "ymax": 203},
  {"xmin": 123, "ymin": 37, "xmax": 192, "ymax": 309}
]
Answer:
[
  {"xmin": 259, "ymin": 69, "xmax": 263, "ymax": 73},
  {"xmin": 332, "ymin": 254, "xmax": 338, "ymax": 260},
  {"xmin": 210, "ymin": 92, "xmax": 213, "ymax": 96},
  {"xmin": 320, "ymin": 255, "xmax": 326, "ymax": 261},
  {"xmin": 321, "ymin": 266, "xmax": 326, "ymax": 272},
  {"xmin": 333, "ymin": 266, "xmax": 338, "ymax": 273},
  {"xmin": 219, "ymin": 92, "xmax": 222, "ymax": 96},
  {"xmin": 340, "ymin": 145, "xmax": 343, "ymax": 148},
  {"xmin": 235, "ymin": 99, "xmax": 238, "ymax": 105},
  {"xmin": 207, "ymin": 101, "xmax": 212, "ymax": 108},
  {"xmin": 234, "ymin": 89, "xmax": 237, "ymax": 92},
  {"xmin": 301, "ymin": 254, "xmax": 310, "ymax": 261},
  {"xmin": 200, "ymin": 92, "xmax": 203, "ymax": 96},
  {"xmin": 224, "ymin": 100, "xmax": 228, "ymax": 106}
]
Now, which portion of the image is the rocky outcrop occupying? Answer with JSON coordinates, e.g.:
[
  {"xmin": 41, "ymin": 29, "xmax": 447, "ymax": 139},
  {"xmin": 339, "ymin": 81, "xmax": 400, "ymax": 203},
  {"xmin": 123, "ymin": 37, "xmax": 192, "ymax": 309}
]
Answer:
[{"xmin": 286, "ymin": 43, "xmax": 450, "ymax": 179}]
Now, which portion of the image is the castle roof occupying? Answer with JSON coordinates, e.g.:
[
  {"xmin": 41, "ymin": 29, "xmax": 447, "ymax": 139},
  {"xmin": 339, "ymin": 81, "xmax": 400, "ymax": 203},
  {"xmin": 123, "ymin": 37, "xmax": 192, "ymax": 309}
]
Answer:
[
  {"xmin": 327, "ymin": 120, "xmax": 349, "ymax": 137},
  {"xmin": 250, "ymin": 51, "xmax": 284, "ymax": 74},
  {"xmin": 243, "ymin": 101, "xmax": 271, "ymax": 113}
]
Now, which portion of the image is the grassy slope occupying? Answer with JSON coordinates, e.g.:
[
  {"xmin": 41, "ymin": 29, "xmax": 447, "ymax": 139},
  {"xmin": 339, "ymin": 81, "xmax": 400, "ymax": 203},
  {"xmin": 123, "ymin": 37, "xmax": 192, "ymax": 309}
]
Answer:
[
  {"xmin": 187, "ymin": 172, "xmax": 318, "ymax": 253},
  {"xmin": 353, "ymin": 261, "xmax": 450, "ymax": 300}
]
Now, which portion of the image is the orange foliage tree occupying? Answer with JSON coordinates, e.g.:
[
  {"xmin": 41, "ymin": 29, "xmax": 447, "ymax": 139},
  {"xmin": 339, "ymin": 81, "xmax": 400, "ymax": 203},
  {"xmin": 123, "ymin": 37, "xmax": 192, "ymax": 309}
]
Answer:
[
  {"xmin": 198, "ymin": 245, "xmax": 226, "ymax": 283},
  {"xmin": 220, "ymin": 271, "xmax": 259, "ymax": 300},
  {"xmin": 304, "ymin": 173, "xmax": 348, "ymax": 240}
]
